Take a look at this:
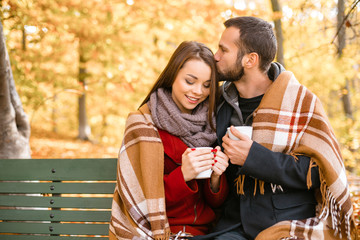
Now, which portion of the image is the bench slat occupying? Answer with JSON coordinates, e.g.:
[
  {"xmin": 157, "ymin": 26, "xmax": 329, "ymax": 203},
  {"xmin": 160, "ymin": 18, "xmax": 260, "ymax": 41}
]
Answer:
[
  {"xmin": 0, "ymin": 158, "xmax": 117, "ymax": 181},
  {"xmin": 0, "ymin": 209, "xmax": 111, "ymax": 222},
  {"xmin": 0, "ymin": 182, "xmax": 116, "ymax": 194},
  {"xmin": 0, "ymin": 222, "xmax": 109, "ymax": 235},
  {"xmin": 0, "ymin": 196, "xmax": 112, "ymax": 209},
  {"xmin": 0, "ymin": 236, "xmax": 108, "ymax": 240},
  {"xmin": 0, "ymin": 158, "xmax": 116, "ymax": 239}
]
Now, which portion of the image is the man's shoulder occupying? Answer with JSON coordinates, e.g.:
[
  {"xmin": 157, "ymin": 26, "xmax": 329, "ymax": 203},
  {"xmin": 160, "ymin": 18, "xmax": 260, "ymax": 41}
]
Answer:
[
  {"xmin": 218, "ymin": 81, "xmax": 237, "ymax": 108},
  {"xmin": 221, "ymin": 81, "xmax": 237, "ymax": 95},
  {"xmin": 268, "ymin": 62, "xmax": 285, "ymax": 81}
]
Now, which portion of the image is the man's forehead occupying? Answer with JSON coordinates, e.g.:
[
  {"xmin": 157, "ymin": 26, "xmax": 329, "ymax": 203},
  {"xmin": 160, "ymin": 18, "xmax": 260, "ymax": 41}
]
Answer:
[
  {"xmin": 220, "ymin": 27, "xmax": 240, "ymax": 48},
  {"xmin": 224, "ymin": 27, "xmax": 240, "ymax": 39}
]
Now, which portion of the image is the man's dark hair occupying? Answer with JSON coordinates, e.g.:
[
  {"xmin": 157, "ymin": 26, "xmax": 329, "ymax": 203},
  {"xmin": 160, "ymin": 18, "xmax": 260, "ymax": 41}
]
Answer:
[{"xmin": 224, "ymin": 16, "xmax": 277, "ymax": 72}]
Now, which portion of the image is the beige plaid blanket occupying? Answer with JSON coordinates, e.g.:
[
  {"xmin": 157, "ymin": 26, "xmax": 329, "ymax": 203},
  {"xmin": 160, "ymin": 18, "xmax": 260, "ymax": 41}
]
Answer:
[
  {"xmin": 109, "ymin": 104, "xmax": 171, "ymax": 240},
  {"xmin": 250, "ymin": 71, "xmax": 357, "ymax": 240},
  {"xmin": 108, "ymin": 71, "xmax": 358, "ymax": 239}
]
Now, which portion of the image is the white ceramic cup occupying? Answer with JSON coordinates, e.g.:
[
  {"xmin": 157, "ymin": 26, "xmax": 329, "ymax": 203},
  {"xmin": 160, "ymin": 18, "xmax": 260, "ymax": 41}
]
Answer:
[
  {"xmin": 227, "ymin": 126, "xmax": 253, "ymax": 140},
  {"xmin": 193, "ymin": 147, "xmax": 214, "ymax": 179}
]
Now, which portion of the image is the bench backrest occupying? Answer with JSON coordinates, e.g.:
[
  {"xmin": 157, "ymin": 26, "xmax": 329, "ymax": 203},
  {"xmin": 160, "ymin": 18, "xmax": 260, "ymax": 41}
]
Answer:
[{"xmin": 0, "ymin": 158, "xmax": 117, "ymax": 240}]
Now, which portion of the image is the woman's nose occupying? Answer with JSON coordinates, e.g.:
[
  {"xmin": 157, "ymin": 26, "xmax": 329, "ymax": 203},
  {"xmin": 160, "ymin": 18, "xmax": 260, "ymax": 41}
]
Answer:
[{"xmin": 193, "ymin": 84, "xmax": 203, "ymax": 95}]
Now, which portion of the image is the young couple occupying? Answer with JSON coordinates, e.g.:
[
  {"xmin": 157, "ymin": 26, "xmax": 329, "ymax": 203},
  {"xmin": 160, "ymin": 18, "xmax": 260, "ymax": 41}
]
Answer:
[{"xmin": 109, "ymin": 16, "xmax": 357, "ymax": 240}]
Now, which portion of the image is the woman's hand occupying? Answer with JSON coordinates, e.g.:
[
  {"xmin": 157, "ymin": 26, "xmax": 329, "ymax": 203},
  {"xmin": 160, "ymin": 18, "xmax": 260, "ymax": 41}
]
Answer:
[
  {"xmin": 210, "ymin": 146, "xmax": 229, "ymax": 192},
  {"xmin": 211, "ymin": 146, "xmax": 229, "ymax": 177},
  {"xmin": 181, "ymin": 148, "xmax": 214, "ymax": 182}
]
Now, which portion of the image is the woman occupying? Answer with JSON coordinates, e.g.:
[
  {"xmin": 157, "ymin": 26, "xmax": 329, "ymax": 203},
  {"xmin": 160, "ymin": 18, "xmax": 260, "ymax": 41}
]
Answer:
[{"xmin": 109, "ymin": 41, "xmax": 229, "ymax": 240}]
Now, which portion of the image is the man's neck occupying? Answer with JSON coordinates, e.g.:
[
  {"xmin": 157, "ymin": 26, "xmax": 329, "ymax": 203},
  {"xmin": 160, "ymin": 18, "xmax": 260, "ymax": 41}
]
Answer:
[{"xmin": 234, "ymin": 70, "xmax": 272, "ymax": 99}]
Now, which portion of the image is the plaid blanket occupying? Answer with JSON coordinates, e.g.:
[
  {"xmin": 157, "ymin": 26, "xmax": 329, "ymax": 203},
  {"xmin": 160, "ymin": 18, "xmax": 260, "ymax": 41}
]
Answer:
[
  {"xmin": 109, "ymin": 104, "xmax": 171, "ymax": 240},
  {"xmin": 251, "ymin": 71, "xmax": 357, "ymax": 240}
]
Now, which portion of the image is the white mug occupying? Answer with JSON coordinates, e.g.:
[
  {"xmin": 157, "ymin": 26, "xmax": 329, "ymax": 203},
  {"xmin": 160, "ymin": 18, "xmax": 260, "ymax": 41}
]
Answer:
[
  {"xmin": 193, "ymin": 147, "xmax": 213, "ymax": 179},
  {"xmin": 227, "ymin": 126, "xmax": 253, "ymax": 140}
]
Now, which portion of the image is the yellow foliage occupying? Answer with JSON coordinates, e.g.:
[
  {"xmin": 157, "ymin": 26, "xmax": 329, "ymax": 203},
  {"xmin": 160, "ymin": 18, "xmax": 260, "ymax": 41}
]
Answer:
[{"xmin": 2, "ymin": 0, "xmax": 360, "ymax": 172}]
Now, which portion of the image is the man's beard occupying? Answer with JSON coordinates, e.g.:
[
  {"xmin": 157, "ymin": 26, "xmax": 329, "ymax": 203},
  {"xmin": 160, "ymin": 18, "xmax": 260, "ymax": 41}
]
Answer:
[
  {"xmin": 217, "ymin": 54, "xmax": 245, "ymax": 82},
  {"xmin": 218, "ymin": 66, "xmax": 244, "ymax": 82}
]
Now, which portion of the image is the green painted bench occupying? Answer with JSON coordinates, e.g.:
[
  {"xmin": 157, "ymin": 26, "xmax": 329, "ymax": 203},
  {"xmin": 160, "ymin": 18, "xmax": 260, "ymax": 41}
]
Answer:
[{"xmin": 0, "ymin": 158, "xmax": 117, "ymax": 240}]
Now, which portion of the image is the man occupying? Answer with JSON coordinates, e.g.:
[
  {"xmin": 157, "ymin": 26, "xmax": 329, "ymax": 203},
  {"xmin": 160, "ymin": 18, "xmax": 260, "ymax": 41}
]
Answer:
[{"xmin": 210, "ymin": 16, "xmax": 356, "ymax": 240}]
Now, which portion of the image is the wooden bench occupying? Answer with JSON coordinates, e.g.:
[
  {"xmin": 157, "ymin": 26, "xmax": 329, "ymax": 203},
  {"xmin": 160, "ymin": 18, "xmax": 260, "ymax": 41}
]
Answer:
[{"xmin": 0, "ymin": 158, "xmax": 117, "ymax": 240}]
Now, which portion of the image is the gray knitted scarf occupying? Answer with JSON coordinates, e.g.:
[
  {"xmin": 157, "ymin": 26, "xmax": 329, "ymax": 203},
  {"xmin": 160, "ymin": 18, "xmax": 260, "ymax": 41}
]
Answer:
[{"xmin": 148, "ymin": 88, "xmax": 217, "ymax": 148}]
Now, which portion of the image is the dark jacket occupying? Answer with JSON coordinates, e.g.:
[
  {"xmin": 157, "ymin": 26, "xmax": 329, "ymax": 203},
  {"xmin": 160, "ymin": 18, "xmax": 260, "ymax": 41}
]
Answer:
[{"xmin": 213, "ymin": 63, "xmax": 320, "ymax": 239}]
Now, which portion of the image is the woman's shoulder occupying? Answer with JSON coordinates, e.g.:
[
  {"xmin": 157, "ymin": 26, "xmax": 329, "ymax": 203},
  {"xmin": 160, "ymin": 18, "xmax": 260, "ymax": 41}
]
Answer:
[
  {"xmin": 126, "ymin": 104, "xmax": 154, "ymax": 126},
  {"xmin": 123, "ymin": 104, "xmax": 160, "ymax": 140}
]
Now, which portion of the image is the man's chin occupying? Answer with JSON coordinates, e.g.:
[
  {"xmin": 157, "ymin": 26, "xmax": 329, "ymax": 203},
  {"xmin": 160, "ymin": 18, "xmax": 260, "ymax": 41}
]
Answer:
[
  {"xmin": 218, "ymin": 74, "xmax": 227, "ymax": 82},
  {"xmin": 218, "ymin": 74, "xmax": 238, "ymax": 82},
  {"xmin": 218, "ymin": 69, "xmax": 244, "ymax": 82}
]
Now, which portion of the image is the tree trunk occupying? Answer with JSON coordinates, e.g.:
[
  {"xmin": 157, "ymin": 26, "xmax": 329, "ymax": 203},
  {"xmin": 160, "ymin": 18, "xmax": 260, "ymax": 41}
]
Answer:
[
  {"xmin": 337, "ymin": 0, "xmax": 346, "ymax": 57},
  {"xmin": 337, "ymin": 0, "xmax": 353, "ymax": 119},
  {"xmin": 0, "ymin": 21, "xmax": 31, "ymax": 158},
  {"xmin": 22, "ymin": 26, "xmax": 26, "ymax": 51},
  {"xmin": 341, "ymin": 79, "xmax": 353, "ymax": 119},
  {"xmin": 78, "ymin": 41, "xmax": 90, "ymax": 141},
  {"xmin": 78, "ymin": 92, "xmax": 90, "ymax": 140},
  {"xmin": 52, "ymin": 93, "xmax": 57, "ymax": 133},
  {"xmin": 270, "ymin": 0, "xmax": 285, "ymax": 67}
]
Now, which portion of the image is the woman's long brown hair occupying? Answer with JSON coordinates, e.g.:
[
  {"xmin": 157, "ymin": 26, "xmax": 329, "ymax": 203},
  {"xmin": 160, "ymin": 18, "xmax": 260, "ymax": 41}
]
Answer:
[{"xmin": 139, "ymin": 41, "xmax": 219, "ymax": 130}]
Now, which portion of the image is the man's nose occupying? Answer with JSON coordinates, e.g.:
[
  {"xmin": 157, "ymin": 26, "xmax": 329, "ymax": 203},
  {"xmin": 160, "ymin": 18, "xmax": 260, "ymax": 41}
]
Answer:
[{"xmin": 214, "ymin": 50, "xmax": 220, "ymax": 62}]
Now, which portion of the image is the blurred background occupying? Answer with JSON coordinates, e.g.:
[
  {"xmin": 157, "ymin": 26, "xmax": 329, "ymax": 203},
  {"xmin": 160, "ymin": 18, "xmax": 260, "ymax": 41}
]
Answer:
[{"xmin": 1, "ymin": 0, "xmax": 359, "ymax": 176}]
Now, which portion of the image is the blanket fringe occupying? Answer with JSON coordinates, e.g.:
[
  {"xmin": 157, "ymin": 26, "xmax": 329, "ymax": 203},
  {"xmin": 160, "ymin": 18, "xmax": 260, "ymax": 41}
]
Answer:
[
  {"xmin": 155, "ymin": 230, "xmax": 172, "ymax": 240},
  {"xmin": 235, "ymin": 175, "xmax": 265, "ymax": 195},
  {"xmin": 259, "ymin": 180, "xmax": 264, "ymax": 194},
  {"xmin": 347, "ymin": 212, "xmax": 359, "ymax": 240},
  {"xmin": 235, "ymin": 175, "xmax": 245, "ymax": 195},
  {"xmin": 306, "ymin": 158, "xmax": 317, "ymax": 189},
  {"xmin": 290, "ymin": 153, "xmax": 316, "ymax": 190},
  {"xmin": 318, "ymin": 186, "xmax": 357, "ymax": 240},
  {"xmin": 289, "ymin": 152, "xmax": 299, "ymax": 161},
  {"xmin": 253, "ymin": 177, "xmax": 257, "ymax": 196}
]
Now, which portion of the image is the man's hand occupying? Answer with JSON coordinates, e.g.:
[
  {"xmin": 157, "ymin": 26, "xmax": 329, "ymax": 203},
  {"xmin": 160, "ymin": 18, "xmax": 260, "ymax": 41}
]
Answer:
[{"xmin": 222, "ymin": 126, "xmax": 253, "ymax": 166}]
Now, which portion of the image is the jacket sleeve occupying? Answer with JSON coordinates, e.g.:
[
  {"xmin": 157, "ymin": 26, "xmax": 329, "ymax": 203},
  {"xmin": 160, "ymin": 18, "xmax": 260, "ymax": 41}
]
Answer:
[
  {"xmin": 203, "ymin": 174, "xmax": 229, "ymax": 208},
  {"xmin": 239, "ymin": 142, "xmax": 320, "ymax": 190},
  {"xmin": 164, "ymin": 166, "xmax": 198, "ymax": 207}
]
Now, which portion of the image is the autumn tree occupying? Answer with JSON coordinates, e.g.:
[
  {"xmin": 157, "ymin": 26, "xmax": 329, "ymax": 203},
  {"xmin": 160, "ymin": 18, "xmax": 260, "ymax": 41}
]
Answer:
[
  {"xmin": 3, "ymin": 0, "xmax": 358, "ymax": 169},
  {"xmin": 2, "ymin": 0, "xmax": 231, "ymax": 145},
  {"xmin": 270, "ymin": 0, "xmax": 285, "ymax": 67},
  {"xmin": 0, "ymin": 20, "xmax": 30, "ymax": 158},
  {"xmin": 337, "ymin": 0, "xmax": 353, "ymax": 119},
  {"xmin": 279, "ymin": 0, "xmax": 360, "ymax": 172},
  {"xmin": 334, "ymin": 0, "xmax": 360, "ymax": 172}
]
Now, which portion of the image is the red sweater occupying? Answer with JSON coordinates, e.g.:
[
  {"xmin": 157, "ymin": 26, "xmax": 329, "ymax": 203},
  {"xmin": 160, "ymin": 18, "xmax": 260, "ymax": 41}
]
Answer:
[{"xmin": 158, "ymin": 129, "xmax": 228, "ymax": 236}]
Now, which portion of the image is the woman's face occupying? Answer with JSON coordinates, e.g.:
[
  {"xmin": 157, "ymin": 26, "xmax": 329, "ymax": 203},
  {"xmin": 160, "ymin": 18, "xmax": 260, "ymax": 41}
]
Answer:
[{"xmin": 171, "ymin": 59, "xmax": 211, "ymax": 114}]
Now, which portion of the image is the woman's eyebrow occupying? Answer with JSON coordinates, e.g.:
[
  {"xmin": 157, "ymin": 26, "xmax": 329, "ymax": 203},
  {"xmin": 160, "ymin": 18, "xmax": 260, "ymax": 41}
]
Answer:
[{"xmin": 186, "ymin": 74, "xmax": 197, "ymax": 79}]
